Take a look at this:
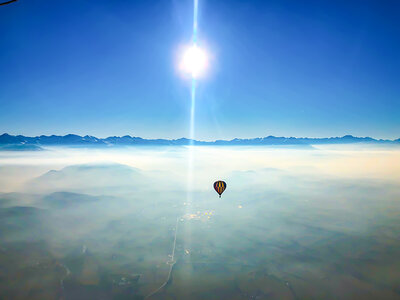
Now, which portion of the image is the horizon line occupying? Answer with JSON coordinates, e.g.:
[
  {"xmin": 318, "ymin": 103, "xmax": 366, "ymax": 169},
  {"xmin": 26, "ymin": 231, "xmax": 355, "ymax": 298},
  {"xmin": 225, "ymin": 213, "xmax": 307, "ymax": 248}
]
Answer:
[{"xmin": 1, "ymin": 132, "xmax": 399, "ymax": 142}]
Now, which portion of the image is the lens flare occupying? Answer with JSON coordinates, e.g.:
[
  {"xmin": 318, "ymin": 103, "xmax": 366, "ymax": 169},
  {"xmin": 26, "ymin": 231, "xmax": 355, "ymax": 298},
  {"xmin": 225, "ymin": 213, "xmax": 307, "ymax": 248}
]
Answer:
[{"xmin": 180, "ymin": 45, "xmax": 208, "ymax": 78}]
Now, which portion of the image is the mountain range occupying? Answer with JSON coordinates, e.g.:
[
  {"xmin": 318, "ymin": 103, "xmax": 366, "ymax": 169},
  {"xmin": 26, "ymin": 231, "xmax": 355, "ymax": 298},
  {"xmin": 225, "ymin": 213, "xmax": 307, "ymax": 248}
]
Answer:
[{"xmin": 0, "ymin": 133, "xmax": 399, "ymax": 146}]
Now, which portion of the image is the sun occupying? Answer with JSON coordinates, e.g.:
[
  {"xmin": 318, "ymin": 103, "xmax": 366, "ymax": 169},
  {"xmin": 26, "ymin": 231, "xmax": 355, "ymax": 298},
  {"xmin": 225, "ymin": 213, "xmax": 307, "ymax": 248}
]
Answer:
[{"xmin": 180, "ymin": 44, "xmax": 208, "ymax": 79}]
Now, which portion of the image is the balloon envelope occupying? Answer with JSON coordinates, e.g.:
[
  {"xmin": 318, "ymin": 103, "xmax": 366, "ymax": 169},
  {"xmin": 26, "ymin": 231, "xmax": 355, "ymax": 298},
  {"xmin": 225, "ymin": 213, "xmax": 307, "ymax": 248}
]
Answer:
[{"xmin": 213, "ymin": 181, "xmax": 227, "ymax": 197}]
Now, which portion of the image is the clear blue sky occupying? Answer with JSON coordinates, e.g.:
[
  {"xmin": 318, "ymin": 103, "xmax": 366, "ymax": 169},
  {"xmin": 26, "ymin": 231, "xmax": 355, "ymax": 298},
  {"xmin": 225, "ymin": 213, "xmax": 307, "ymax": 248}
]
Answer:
[{"xmin": 0, "ymin": 0, "xmax": 399, "ymax": 140}]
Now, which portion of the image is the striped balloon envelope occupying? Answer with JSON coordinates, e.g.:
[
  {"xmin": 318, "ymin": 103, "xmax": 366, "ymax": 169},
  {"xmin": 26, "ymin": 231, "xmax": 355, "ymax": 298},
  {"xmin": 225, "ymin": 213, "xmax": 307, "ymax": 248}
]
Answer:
[{"xmin": 213, "ymin": 181, "xmax": 227, "ymax": 198}]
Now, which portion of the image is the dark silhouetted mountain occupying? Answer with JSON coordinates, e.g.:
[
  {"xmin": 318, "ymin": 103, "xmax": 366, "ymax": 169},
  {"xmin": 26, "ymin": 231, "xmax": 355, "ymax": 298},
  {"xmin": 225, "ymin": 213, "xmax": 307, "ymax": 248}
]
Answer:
[
  {"xmin": 0, "ymin": 133, "xmax": 399, "ymax": 146},
  {"xmin": 42, "ymin": 192, "xmax": 98, "ymax": 208},
  {"xmin": 27, "ymin": 163, "xmax": 148, "ymax": 194}
]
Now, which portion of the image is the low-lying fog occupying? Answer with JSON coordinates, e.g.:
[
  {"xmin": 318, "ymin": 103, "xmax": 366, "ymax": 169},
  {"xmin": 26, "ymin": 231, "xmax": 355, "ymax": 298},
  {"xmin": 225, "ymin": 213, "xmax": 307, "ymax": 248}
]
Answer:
[{"xmin": 0, "ymin": 145, "xmax": 399, "ymax": 299}]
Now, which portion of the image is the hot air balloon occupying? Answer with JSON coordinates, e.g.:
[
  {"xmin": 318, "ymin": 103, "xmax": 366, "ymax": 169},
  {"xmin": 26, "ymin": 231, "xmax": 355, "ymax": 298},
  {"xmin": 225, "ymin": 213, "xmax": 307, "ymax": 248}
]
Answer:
[
  {"xmin": 0, "ymin": 0, "xmax": 18, "ymax": 6},
  {"xmin": 213, "ymin": 181, "xmax": 226, "ymax": 198}
]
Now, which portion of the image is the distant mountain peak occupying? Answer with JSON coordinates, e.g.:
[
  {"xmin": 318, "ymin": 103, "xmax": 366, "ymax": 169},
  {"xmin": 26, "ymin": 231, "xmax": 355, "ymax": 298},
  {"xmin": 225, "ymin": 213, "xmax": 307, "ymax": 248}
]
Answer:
[{"xmin": 0, "ymin": 133, "xmax": 398, "ymax": 146}]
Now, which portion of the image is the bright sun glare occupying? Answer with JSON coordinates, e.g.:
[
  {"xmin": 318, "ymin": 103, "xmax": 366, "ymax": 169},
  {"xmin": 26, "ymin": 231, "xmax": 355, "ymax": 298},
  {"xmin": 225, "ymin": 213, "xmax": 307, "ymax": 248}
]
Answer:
[{"xmin": 180, "ymin": 45, "xmax": 208, "ymax": 78}]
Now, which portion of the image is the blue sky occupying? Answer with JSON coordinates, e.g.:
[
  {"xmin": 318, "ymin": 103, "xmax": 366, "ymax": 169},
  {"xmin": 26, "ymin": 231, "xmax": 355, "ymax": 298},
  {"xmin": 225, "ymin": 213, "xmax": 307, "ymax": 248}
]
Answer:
[{"xmin": 0, "ymin": 0, "xmax": 399, "ymax": 140}]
